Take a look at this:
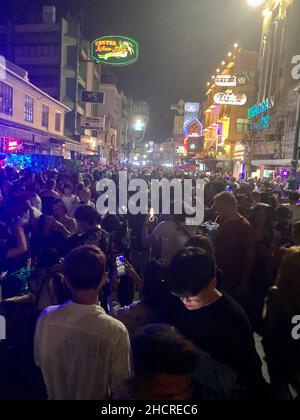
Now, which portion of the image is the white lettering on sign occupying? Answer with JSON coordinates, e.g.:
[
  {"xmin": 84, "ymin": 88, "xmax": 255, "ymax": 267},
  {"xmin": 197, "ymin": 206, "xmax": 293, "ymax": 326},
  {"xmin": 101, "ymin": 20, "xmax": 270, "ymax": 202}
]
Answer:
[
  {"xmin": 292, "ymin": 55, "xmax": 300, "ymax": 80},
  {"xmin": 292, "ymin": 315, "xmax": 300, "ymax": 340},
  {"xmin": 0, "ymin": 315, "xmax": 6, "ymax": 341},
  {"xmin": 214, "ymin": 92, "xmax": 247, "ymax": 106}
]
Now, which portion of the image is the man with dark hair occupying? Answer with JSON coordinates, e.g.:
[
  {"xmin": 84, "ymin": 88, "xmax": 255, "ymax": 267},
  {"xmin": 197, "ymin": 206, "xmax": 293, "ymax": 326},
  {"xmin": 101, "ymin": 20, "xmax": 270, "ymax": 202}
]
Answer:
[
  {"xmin": 214, "ymin": 191, "xmax": 255, "ymax": 305},
  {"xmin": 132, "ymin": 324, "xmax": 199, "ymax": 400},
  {"xmin": 67, "ymin": 205, "xmax": 109, "ymax": 254},
  {"xmin": 34, "ymin": 245, "xmax": 131, "ymax": 400},
  {"xmin": 161, "ymin": 247, "xmax": 266, "ymax": 399}
]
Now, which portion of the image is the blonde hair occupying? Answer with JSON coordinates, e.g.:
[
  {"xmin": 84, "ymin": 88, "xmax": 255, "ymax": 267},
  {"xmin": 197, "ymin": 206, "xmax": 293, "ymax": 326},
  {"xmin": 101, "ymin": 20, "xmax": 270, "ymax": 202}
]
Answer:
[{"xmin": 276, "ymin": 246, "xmax": 300, "ymax": 313}]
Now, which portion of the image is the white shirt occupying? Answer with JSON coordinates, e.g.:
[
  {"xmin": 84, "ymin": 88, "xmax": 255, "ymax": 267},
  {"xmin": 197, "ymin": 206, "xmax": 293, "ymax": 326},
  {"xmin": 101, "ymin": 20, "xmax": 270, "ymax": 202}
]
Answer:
[
  {"xmin": 61, "ymin": 195, "xmax": 79, "ymax": 215},
  {"xmin": 152, "ymin": 220, "xmax": 197, "ymax": 266},
  {"xmin": 34, "ymin": 300, "xmax": 131, "ymax": 400}
]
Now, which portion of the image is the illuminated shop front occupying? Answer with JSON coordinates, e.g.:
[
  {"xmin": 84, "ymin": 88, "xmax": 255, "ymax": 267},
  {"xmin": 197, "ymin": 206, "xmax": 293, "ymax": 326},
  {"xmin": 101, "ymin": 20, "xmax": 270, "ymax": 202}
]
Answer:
[{"xmin": 233, "ymin": 143, "xmax": 247, "ymax": 179}]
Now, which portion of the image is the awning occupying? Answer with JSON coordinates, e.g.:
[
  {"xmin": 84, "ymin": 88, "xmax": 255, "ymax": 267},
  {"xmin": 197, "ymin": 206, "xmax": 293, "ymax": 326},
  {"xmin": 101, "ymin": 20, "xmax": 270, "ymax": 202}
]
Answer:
[
  {"xmin": 0, "ymin": 118, "xmax": 72, "ymax": 145},
  {"xmin": 0, "ymin": 123, "xmax": 34, "ymax": 142},
  {"xmin": 34, "ymin": 134, "xmax": 49, "ymax": 144},
  {"xmin": 251, "ymin": 159, "xmax": 291, "ymax": 167},
  {"xmin": 65, "ymin": 142, "xmax": 83, "ymax": 152}
]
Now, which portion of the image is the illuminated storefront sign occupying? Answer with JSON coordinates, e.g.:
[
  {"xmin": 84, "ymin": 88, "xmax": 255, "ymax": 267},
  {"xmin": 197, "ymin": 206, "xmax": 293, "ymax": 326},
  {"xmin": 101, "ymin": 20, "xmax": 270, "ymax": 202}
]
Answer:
[
  {"xmin": 215, "ymin": 75, "xmax": 248, "ymax": 87},
  {"xmin": 187, "ymin": 119, "xmax": 203, "ymax": 138},
  {"xmin": 176, "ymin": 146, "xmax": 186, "ymax": 155},
  {"xmin": 91, "ymin": 36, "xmax": 139, "ymax": 66},
  {"xmin": 249, "ymin": 116, "xmax": 271, "ymax": 131},
  {"xmin": 236, "ymin": 75, "xmax": 248, "ymax": 85},
  {"xmin": 234, "ymin": 143, "xmax": 245, "ymax": 160},
  {"xmin": 187, "ymin": 137, "xmax": 203, "ymax": 153},
  {"xmin": 183, "ymin": 103, "xmax": 202, "ymax": 135},
  {"xmin": 215, "ymin": 75, "xmax": 236, "ymax": 87},
  {"xmin": 184, "ymin": 102, "xmax": 200, "ymax": 113},
  {"xmin": 7, "ymin": 140, "xmax": 18, "ymax": 151},
  {"xmin": 214, "ymin": 92, "xmax": 247, "ymax": 106},
  {"xmin": 0, "ymin": 138, "xmax": 22, "ymax": 153},
  {"xmin": 248, "ymin": 96, "xmax": 275, "ymax": 120}
]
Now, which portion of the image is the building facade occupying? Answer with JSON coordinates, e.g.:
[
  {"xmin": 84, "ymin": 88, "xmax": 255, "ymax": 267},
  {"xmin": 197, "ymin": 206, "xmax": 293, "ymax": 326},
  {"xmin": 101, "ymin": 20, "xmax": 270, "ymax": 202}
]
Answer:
[
  {"xmin": 203, "ymin": 47, "xmax": 259, "ymax": 176},
  {"xmin": 0, "ymin": 5, "xmax": 103, "ymax": 157},
  {"xmin": 249, "ymin": 0, "xmax": 300, "ymax": 178},
  {"xmin": 0, "ymin": 59, "xmax": 71, "ymax": 157}
]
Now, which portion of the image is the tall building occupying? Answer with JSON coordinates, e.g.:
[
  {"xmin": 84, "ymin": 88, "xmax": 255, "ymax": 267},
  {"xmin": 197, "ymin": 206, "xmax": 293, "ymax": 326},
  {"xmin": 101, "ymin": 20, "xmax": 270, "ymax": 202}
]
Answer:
[
  {"xmin": 203, "ymin": 47, "xmax": 258, "ymax": 176},
  {"xmin": 0, "ymin": 59, "xmax": 71, "ymax": 156},
  {"xmin": 0, "ymin": 5, "xmax": 103, "ymax": 156},
  {"xmin": 248, "ymin": 0, "xmax": 300, "ymax": 178}
]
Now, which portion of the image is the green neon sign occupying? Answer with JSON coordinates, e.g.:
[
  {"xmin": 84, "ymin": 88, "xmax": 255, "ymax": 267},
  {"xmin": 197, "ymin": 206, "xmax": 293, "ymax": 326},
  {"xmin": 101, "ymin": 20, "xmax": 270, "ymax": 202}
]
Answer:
[{"xmin": 91, "ymin": 36, "xmax": 139, "ymax": 66}]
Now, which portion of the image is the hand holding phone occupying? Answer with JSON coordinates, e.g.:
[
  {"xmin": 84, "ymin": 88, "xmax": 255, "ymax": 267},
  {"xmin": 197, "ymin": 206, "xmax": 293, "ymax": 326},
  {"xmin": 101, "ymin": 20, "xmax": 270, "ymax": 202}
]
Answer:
[{"xmin": 116, "ymin": 255, "xmax": 126, "ymax": 277}]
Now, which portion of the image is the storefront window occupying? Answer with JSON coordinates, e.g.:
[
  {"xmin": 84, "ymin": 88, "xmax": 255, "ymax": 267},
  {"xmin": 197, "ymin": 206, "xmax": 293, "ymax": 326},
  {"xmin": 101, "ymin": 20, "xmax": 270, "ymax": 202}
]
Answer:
[
  {"xmin": 236, "ymin": 118, "xmax": 248, "ymax": 134},
  {"xmin": 42, "ymin": 104, "xmax": 49, "ymax": 129},
  {"xmin": 0, "ymin": 81, "xmax": 13, "ymax": 116},
  {"xmin": 55, "ymin": 112, "xmax": 61, "ymax": 132}
]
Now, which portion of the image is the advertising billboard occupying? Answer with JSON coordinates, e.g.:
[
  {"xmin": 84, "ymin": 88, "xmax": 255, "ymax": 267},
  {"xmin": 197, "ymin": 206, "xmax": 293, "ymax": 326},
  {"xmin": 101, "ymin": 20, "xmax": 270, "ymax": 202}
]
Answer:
[{"xmin": 91, "ymin": 36, "xmax": 139, "ymax": 66}]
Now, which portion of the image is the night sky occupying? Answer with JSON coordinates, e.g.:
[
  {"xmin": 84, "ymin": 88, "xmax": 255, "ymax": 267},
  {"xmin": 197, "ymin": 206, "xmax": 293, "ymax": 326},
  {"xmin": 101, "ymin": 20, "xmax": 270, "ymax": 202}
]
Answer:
[{"xmin": 2, "ymin": 0, "xmax": 263, "ymax": 141}]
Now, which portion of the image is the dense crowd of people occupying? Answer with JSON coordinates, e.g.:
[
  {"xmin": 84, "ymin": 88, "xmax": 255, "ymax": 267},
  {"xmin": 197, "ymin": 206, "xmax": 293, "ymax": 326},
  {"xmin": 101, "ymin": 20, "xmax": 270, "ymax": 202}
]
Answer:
[{"xmin": 0, "ymin": 162, "xmax": 300, "ymax": 400}]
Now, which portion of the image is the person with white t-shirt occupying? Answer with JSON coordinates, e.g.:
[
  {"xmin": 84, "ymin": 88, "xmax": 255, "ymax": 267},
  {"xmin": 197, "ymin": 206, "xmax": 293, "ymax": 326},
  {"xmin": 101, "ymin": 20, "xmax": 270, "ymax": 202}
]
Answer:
[
  {"xmin": 61, "ymin": 183, "xmax": 79, "ymax": 216},
  {"xmin": 34, "ymin": 245, "xmax": 132, "ymax": 400},
  {"xmin": 142, "ymin": 214, "xmax": 197, "ymax": 266}
]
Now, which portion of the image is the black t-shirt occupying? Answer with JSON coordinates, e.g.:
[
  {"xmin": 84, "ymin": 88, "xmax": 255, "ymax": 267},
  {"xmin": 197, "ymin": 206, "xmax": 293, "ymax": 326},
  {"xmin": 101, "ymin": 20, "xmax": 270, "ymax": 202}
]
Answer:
[{"xmin": 160, "ymin": 292, "xmax": 266, "ymax": 397}]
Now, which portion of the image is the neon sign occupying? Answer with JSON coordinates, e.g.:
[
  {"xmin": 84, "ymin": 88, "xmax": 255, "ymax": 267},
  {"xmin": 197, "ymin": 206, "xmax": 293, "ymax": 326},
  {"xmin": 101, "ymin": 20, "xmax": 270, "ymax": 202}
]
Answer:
[
  {"xmin": 249, "ymin": 116, "xmax": 271, "ymax": 131},
  {"xmin": 8, "ymin": 141, "xmax": 18, "ymax": 151},
  {"xmin": 187, "ymin": 119, "xmax": 203, "ymax": 138},
  {"xmin": 91, "ymin": 36, "xmax": 139, "ymax": 66},
  {"xmin": 248, "ymin": 96, "xmax": 275, "ymax": 120},
  {"xmin": 215, "ymin": 75, "xmax": 248, "ymax": 87},
  {"xmin": 214, "ymin": 93, "xmax": 247, "ymax": 106},
  {"xmin": 215, "ymin": 75, "xmax": 236, "ymax": 87},
  {"xmin": 184, "ymin": 102, "xmax": 200, "ymax": 113},
  {"xmin": 3, "ymin": 138, "xmax": 21, "ymax": 152}
]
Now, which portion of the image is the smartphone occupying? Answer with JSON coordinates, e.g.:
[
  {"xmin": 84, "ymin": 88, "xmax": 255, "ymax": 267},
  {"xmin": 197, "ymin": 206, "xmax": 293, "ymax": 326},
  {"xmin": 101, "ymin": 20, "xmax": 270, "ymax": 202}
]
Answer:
[{"xmin": 116, "ymin": 255, "xmax": 126, "ymax": 277}]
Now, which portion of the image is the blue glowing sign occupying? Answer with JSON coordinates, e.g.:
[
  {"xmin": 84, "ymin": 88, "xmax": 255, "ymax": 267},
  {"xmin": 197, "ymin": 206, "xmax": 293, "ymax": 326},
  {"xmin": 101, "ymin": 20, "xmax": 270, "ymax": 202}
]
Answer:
[
  {"xmin": 248, "ymin": 96, "xmax": 275, "ymax": 120},
  {"xmin": 249, "ymin": 116, "xmax": 271, "ymax": 131}
]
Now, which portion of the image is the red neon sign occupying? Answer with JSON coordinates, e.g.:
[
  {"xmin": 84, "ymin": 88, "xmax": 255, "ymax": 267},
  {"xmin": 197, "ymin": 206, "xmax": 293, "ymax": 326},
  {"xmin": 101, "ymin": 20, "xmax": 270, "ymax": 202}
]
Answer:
[
  {"xmin": 8, "ymin": 141, "xmax": 18, "ymax": 151},
  {"xmin": 4, "ymin": 138, "xmax": 21, "ymax": 152}
]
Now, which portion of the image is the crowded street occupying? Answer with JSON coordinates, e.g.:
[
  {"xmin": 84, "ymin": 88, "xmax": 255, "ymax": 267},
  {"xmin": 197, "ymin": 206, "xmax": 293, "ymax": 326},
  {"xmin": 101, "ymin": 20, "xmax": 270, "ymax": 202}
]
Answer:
[{"xmin": 0, "ymin": 0, "xmax": 300, "ymax": 404}]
